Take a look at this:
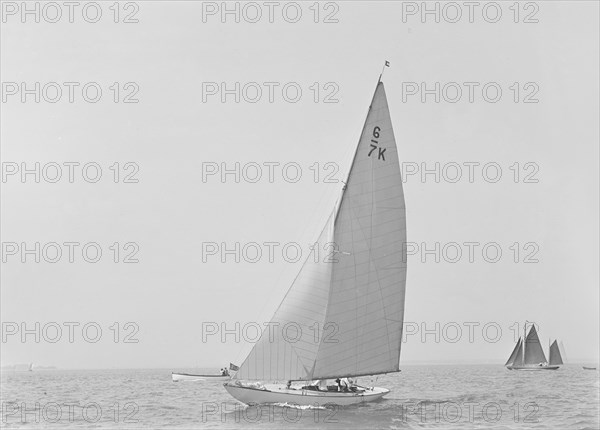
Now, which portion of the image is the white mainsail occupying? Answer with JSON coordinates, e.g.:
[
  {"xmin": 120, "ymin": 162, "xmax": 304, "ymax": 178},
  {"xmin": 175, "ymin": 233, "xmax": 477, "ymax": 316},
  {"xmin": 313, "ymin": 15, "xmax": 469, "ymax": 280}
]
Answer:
[
  {"xmin": 523, "ymin": 325, "xmax": 547, "ymax": 365},
  {"xmin": 234, "ymin": 81, "xmax": 407, "ymax": 381},
  {"xmin": 311, "ymin": 81, "xmax": 406, "ymax": 379},
  {"xmin": 548, "ymin": 340, "xmax": 563, "ymax": 365}
]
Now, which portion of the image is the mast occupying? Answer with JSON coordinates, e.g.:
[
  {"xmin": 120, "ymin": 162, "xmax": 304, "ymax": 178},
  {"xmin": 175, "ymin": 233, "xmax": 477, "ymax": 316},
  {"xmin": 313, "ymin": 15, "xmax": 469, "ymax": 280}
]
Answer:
[
  {"xmin": 378, "ymin": 60, "xmax": 390, "ymax": 84},
  {"xmin": 523, "ymin": 322, "xmax": 527, "ymax": 363}
]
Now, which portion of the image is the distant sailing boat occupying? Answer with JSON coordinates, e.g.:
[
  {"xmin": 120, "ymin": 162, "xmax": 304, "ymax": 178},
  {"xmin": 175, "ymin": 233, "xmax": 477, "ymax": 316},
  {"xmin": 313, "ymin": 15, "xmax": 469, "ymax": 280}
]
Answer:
[
  {"xmin": 172, "ymin": 372, "xmax": 230, "ymax": 382},
  {"xmin": 172, "ymin": 363, "xmax": 238, "ymax": 382},
  {"xmin": 505, "ymin": 324, "xmax": 562, "ymax": 370},
  {"xmin": 224, "ymin": 73, "xmax": 407, "ymax": 406}
]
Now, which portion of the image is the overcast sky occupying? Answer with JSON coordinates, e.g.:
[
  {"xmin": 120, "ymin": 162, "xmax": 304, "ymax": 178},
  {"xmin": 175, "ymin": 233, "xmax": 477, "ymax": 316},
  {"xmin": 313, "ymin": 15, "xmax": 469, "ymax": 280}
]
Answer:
[{"xmin": 1, "ymin": 1, "xmax": 598, "ymax": 369}]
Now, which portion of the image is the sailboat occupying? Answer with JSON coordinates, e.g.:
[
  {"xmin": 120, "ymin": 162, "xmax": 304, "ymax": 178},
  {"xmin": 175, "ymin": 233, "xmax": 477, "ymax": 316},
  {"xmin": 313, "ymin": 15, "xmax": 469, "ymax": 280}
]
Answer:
[
  {"xmin": 224, "ymin": 72, "xmax": 407, "ymax": 406},
  {"xmin": 172, "ymin": 372, "xmax": 230, "ymax": 382},
  {"xmin": 173, "ymin": 363, "xmax": 238, "ymax": 381},
  {"xmin": 505, "ymin": 324, "xmax": 563, "ymax": 370}
]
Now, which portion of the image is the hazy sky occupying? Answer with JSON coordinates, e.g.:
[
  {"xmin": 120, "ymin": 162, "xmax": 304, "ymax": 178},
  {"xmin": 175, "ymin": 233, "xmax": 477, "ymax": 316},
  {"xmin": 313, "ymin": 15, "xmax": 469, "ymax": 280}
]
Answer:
[{"xmin": 1, "ymin": 1, "xmax": 598, "ymax": 369}]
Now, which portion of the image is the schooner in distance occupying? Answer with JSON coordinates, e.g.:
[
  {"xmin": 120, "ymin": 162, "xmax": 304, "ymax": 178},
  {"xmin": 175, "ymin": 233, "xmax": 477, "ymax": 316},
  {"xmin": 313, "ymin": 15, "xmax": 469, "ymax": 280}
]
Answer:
[{"xmin": 505, "ymin": 323, "xmax": 564, "ymax": 371}]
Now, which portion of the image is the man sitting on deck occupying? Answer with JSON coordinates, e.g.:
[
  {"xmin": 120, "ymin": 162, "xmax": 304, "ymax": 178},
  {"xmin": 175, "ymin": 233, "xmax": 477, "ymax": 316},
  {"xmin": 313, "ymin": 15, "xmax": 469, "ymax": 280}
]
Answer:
[{"xmin": 335, "ymin": 378, "xmax": 349, "ymax": 392}]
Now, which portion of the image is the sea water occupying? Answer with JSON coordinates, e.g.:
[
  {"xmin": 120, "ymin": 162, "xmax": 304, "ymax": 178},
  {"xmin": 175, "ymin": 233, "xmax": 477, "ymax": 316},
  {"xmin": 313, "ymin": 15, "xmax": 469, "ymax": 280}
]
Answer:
[{"xmin": 1, "ymin": 365, "xmax": 598, "ymax": 429}]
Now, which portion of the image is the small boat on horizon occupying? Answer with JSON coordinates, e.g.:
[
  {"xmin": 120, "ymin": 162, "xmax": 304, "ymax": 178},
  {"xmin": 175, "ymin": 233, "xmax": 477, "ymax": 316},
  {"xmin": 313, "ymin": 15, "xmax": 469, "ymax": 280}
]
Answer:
[
  {"xmin": 1, "ymin": 363, "xmax": 33, "ymax": 372},
  {"xmin": 173, "ymin": 364, "xmax": 236, "ymax": 382},
  {"xmin": 505, "ymin": 323, "xmax": 563, "ymax": 371}
]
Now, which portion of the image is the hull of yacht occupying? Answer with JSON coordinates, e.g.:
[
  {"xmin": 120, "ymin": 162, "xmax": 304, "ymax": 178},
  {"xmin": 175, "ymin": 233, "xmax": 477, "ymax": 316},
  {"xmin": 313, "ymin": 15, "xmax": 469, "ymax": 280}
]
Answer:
[
  {"xmin": 506, "ymin": 366, "xmax": 560, "ymax": 371},
  {"xmin": 224, "ymin": 383, "xmax": 389, "ymax": 406}
]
